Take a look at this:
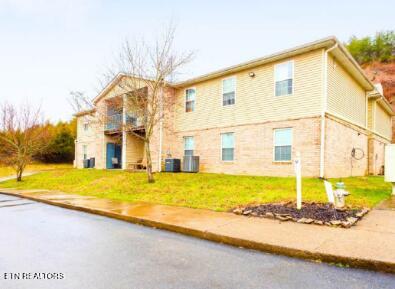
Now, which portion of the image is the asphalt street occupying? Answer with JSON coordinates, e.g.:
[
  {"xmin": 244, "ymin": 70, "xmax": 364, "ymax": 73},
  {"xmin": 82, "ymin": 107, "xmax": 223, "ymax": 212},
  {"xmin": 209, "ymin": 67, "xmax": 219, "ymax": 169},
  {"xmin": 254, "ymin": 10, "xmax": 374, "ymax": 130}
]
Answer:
[{"xmin": 0, "ymin": 194, "xmax": 394, "ymax": 289}]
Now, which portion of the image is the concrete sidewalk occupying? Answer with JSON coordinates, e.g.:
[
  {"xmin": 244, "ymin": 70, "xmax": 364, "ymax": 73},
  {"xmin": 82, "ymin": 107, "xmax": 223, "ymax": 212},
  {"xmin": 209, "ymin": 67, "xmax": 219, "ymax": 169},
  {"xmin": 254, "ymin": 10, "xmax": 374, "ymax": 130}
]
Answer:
[
  {"xmin": 0, "ymin": 172, "xmax": 37, "ymax": 183},
  {"xmin": 1, "ymin": 188, "xmax": 394, "ymax": 273}
]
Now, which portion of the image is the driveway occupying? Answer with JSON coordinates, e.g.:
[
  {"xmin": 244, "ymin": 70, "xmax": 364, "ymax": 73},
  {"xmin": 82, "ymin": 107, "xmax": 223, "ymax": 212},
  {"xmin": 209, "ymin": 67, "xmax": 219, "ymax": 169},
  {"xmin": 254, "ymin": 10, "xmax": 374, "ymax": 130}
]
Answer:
[{"xmin": 0, "ymin": 195, "xmax": 394, "ymax": 289}]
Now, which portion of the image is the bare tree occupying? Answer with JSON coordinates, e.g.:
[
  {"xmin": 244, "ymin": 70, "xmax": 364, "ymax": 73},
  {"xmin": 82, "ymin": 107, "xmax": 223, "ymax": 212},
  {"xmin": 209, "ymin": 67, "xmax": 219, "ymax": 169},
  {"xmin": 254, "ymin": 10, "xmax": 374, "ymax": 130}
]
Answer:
[
  {"xmin": 0, "ymin": 103, "xmax": 49, "ymax": 181},
  {"xmin": 71, "ymin": 25, "xmax": 193, "ymax": 183},
  {"xmin": 112, "ymin": 26, "xmax": 193, "ymax": 182}
]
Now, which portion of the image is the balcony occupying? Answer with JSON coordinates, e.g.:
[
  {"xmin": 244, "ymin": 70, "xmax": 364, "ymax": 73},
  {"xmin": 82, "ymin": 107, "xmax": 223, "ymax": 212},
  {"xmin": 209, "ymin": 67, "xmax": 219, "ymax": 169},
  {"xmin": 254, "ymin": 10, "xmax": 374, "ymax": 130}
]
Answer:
[
  {"xmin": 105, "ymin": 114, "xmax": 122, "ymax": 133},
  {"xmin": 104, "ymin": 113, "xmax": 145, "ymax": 135}
]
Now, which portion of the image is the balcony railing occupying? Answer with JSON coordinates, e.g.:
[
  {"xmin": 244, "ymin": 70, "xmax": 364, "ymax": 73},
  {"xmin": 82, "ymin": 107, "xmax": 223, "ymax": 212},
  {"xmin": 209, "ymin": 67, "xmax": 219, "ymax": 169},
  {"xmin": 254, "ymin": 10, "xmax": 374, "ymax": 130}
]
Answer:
[
  {"xmin": 126, "ymin": 114, "xmax": 143, "ymax": 128},
  {"xmin": 105, "ymin": 114, "xmax": 122, "ymax": 131},
  {"xmin": 104, "ymin": 113, "xmax": 144, "ymax": 132}
]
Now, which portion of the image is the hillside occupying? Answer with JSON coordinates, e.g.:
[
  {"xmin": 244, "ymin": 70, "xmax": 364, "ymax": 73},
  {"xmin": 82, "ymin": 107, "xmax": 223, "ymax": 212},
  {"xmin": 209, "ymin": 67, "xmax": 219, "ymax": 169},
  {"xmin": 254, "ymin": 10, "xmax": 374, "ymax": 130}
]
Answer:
[
  {"xmin": 362, "ymin": 61, "xmax": 395, "ymax": 142},
  {"xmin": 362, "ymin": 61, "xmax": 395, "ymax": 103}
]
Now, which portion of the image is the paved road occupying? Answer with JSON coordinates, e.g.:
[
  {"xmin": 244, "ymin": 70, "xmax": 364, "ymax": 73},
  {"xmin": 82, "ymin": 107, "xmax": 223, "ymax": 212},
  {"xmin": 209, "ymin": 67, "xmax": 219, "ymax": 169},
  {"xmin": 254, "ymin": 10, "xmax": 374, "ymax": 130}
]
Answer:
[{"xmin": 0, "ymin": 195, "xmax": 394, "ymax": 289}]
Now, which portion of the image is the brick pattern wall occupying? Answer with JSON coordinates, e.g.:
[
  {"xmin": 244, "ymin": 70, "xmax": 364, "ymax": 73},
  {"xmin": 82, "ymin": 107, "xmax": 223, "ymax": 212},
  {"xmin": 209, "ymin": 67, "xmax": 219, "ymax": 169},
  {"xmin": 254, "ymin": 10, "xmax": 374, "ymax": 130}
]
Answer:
[
  {"xmin": 324, "ymin": 115, "xmax": 368, "ymax": 178},
  {"xmin": 368, "ymin": 135, "xmax": 388, "ymax": 175},
  {"xmin": 164, "ymin": 117, "xmax": 321, "ymax": 177}
]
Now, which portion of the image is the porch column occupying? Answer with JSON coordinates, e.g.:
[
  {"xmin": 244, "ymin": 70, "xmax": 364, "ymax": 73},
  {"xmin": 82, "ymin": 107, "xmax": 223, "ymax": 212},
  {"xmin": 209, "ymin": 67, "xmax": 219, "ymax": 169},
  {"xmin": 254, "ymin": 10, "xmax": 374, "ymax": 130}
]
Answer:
[{"xmin": 122, "ymin": 94, "xmax": 127, "ymax": 169}]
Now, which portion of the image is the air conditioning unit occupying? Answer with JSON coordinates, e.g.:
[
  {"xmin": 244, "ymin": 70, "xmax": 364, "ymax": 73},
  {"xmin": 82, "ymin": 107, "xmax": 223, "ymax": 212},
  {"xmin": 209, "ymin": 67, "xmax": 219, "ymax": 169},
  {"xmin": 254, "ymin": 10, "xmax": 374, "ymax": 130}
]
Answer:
[
  {"xmin": 83, "ymin": 159, "xmax": 90, "ymax": 168},
  {"xmin": 165, "ymin": 158, "xmax": 181, "ymax": 172},
  {"xmin": 89, "ymin": 157, "xmax": 95, "ymax": 168},
  {"xmin": 183, "ymin": 156, "xmax": 199, "ymax": 173}
]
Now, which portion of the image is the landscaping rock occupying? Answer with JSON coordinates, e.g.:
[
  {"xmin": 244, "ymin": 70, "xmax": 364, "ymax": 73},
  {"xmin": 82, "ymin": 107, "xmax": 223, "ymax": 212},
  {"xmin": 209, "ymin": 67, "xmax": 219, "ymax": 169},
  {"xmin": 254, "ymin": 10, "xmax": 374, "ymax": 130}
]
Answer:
[
  {"xmin": 276, "ymin": 215, "xmax": 292, "ymax": 221},
  {"xmin": 243, "ymin": 210, "xmax": 252, "ymax": 215},
  {"xmin": 265, "ymin": 212, "xmax": 275, "ymax": 218},
  {"xmin": 330, "ymin": 220, "xmax": 342, "ymax": 226},
  {"xmin": 233, "ymin": 208, "xmax": 243, "ymax": 215},
  {"xmin": 347, "ymin": 217, "xmax": 359, "ymax": 225},
  {"xmin": 356, "ymin": 208, "xmax": 369, "ymax": 218}
]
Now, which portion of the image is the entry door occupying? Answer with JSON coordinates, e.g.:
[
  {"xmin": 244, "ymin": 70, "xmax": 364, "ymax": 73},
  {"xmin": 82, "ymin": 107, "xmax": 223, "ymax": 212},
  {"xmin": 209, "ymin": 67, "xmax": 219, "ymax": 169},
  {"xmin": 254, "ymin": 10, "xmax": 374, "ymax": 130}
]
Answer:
[
  {"xmin": 106, "ymin": 143, "xmax": 115, "ymax": 169},
  {"xmin": 114, "ymin": 144, "xmax": 122, "ymax": 168}
]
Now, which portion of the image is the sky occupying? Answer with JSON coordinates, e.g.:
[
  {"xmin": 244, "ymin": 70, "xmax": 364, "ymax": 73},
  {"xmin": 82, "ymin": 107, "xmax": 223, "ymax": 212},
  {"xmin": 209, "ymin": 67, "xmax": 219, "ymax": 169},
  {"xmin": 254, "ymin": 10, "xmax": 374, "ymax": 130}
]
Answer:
[{"xmin": 0, "ymin": 0, "xmax": 393, "ymax": 122}]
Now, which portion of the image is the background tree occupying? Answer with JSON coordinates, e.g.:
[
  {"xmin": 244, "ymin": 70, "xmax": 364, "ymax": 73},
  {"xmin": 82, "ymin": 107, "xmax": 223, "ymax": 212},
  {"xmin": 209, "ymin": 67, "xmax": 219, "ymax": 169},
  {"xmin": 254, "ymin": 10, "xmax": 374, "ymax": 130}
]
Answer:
[
  {"xmin": 0, "ymin": 103, "xmax": 50, "ymax": 181},
  {"xmin": 110, "ymin": 26, "xmax": 193, "ymax": 183},
  {"xmin": 34, "ymin": 120, "xmax": 76, "ymax": 163},
  {"xmin": 346, "ymin": 31, "xmax": 394, "ymax": 64}
]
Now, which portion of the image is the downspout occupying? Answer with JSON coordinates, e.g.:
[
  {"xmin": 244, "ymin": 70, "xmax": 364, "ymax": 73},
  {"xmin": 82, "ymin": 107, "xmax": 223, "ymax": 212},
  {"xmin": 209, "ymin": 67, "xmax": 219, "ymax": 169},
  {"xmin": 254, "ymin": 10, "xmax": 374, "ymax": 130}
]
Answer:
[
  {"xmin": 122, "ymin": 94, "xmax": 127, "ymax": 170},
  {"xmin": 320, "ymin": 43, "xmax": 338, "ymax": 179},
  {"xmin": 158, "ymin": 87, "xmax": 164, "ymax": 172}
]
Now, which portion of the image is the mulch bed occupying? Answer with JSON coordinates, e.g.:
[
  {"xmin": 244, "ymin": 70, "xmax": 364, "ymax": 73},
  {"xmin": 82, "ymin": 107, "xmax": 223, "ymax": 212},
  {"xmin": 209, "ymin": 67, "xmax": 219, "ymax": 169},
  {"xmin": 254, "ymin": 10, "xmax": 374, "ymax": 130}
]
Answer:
[{"xmin": 232, "ymin": 202, "xmax": 369, "ymax": 228}]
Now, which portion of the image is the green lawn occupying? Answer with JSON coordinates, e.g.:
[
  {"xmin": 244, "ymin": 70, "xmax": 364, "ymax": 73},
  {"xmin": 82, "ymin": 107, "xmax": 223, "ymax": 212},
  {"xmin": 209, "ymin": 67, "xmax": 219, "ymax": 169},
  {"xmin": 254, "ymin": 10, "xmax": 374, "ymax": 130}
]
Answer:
[
  {"xmin": 0, "ymin": 163, "xmax": 73, "ymax": 178},
  {"xmin": 0, "ymin": 168, "xmax": 391, "ymax": 211}
]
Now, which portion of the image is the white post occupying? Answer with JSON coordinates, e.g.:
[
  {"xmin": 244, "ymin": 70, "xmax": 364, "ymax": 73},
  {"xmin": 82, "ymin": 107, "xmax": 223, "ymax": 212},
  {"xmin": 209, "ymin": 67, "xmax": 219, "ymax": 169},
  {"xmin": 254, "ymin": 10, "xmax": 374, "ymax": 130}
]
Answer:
[
  {"xmin": 294, "ymin": 152, "xmax": 302, "ymax": 210},
  {"xmin": 385, "ymin": 144, "xmax": 395, "ymax": 195},
  {"xmin": 121, "ymin": 95, "xmax": 127, "ymax": 170}
]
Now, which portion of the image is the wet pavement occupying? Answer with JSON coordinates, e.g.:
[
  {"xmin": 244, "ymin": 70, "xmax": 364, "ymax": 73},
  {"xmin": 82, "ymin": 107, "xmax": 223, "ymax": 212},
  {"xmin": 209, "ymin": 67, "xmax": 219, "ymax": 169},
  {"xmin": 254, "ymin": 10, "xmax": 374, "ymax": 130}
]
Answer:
[
  {"xmin": 0, "ymin": 195, "xmax": 394, "ymax": 289},
  {"xmin": 1, "ymin": 188, "xmax": 395, "ymax": 273}
]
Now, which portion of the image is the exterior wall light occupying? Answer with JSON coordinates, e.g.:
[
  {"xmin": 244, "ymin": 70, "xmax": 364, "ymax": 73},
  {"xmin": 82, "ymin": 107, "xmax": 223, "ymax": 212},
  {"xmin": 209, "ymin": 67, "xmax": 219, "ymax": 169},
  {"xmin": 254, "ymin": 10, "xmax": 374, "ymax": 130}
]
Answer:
[{"xmin": 249, "ymin": 72, "xmax": 255, "ymax": 78}]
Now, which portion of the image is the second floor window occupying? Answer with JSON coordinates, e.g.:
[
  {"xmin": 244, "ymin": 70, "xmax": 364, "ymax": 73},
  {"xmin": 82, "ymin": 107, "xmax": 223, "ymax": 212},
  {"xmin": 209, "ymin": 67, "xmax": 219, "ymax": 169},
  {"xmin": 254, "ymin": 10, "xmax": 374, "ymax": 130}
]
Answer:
[
  {"xmin": 221, "ymin": 132, "xmax": 234, "ymax": 161},
  {"xmin": 222, "ymin": 77, "xmax": 235, "ymax": 106},
  {"xmin": 275, "ymin": 61, "xmax": 293, "ymax": 96},
  {"xmin": 184, "ymin": 136, "xmax": 194, "ymax": 156},
  {"xmin": 185, "ymin": 88, "xmax": 195, "ymax": 112},
  {"xmin": 83, "ymin": 122, "xmax": 89, "ymax": 131}
]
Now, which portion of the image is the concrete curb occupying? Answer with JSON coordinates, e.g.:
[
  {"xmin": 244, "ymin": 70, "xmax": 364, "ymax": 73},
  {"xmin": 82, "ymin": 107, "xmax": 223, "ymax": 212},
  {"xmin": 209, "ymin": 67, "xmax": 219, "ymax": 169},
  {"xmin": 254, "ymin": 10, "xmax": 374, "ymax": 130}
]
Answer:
[{"xmin": 2, "ymin": 190, "xmax": 394, "ymax": 274}]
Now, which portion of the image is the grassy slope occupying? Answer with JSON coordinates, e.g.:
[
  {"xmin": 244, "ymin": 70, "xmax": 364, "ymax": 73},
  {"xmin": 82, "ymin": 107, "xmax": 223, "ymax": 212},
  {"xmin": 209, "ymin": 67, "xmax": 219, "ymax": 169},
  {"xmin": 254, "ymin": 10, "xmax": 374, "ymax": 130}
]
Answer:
[
  {"xmin": 0, "ymin": 163, "xmax": 73, "ymax": 178},
  {"xmin": 0, "ymin": 169, "xmax": 391, "ymax": 211}
]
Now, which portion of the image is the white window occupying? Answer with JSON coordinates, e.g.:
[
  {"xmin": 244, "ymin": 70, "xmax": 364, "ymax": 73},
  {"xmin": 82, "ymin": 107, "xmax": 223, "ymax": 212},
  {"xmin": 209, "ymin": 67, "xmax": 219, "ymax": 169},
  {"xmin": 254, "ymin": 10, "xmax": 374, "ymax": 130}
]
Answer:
[
  {"xmin": 185, "ymin": 88, "xmax": 196, "ymax": 112},
  {"xmin": 274, "ymin": 128, "xmax": 292, "ymax": 161},
  {"xmin": 83, "ymin": 145, "xmax": 88, "ymax": 160},
  {"xmin": 222, "ymin": 77, "xmax": 236, "ymax": 106},
  {"xmin": 221, "ymin": 133, "xmax": 234, "ymax": 161},
  {"xmin": 184, "ymin": 136, "xmax": 194, "ymax": 156},
  {"xmin": 83, "ymin": 122, "xmax": 89, "ymax": 131},
  {"xmin": 275, "ymin": 61, "xmax": 294, "ymax": 96}
]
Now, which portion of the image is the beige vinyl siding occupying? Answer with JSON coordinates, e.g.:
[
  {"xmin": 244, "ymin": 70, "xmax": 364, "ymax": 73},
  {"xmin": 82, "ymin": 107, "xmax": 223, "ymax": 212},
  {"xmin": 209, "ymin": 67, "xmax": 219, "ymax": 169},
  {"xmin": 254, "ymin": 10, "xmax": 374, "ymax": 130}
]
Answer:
[
  {"xmin": 174, "ymin": 49, "xmax": 324, "ymax": 132},
  {"xmin": 367, "ymin": 99, "xmax": 375, "ymax": 130},
  {"xmin": 126, "ymin": 134, "xmax": 144, "ymax": 165},
  {"xmin": 327, "ymin": 54, "xmax": 366, "ymax": 127},
  {"xmin": 375, "ymin": 103, "xmax": 392, "ymax": 139},
  {"xmin": 76, "ymin": 115, "xmax": 98, "ymax": 168}
]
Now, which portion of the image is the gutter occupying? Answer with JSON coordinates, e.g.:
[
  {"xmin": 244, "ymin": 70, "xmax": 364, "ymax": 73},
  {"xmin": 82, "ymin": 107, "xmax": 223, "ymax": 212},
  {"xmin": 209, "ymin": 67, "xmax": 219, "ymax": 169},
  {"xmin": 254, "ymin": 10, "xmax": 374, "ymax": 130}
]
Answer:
[
  {"xmin": 320, "ymin": 43, "xmax": 338, "ymax": 179},
  {"xmin": 158, "ymin": 87, "xmax": 164, "ymax": 172}
]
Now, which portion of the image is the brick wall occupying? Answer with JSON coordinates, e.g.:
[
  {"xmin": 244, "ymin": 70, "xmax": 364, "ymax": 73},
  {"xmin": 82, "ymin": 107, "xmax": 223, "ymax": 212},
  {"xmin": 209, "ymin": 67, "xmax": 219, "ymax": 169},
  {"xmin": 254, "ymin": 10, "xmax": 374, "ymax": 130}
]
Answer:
[
  {"xmin": 324, "ymin": 115, "xmax": 368, "ymax": 178},
  {"xmin": 368, "ymin": 134, "xmax": 389, "ymax": 175},
  {"xmin": 165, "ymin": 116, "xmax": 321, "ymax": 177}
]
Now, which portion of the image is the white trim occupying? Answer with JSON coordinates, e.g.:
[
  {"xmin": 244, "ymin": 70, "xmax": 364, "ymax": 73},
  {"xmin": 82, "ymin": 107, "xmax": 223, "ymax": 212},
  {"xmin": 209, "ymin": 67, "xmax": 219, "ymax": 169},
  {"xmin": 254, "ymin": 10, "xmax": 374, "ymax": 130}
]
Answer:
[
  {"xmin": 326, "ymin": 111, "xmax": 367, "ymax": 130},
  {"xmin": 274, "ymin": 60, "xmax": 294, "ymax": 97},
  {"xmin": 158, "ymin": 88, "xmax": 164, "ymax": 172},
  {"xmin": 121, "ymin": 94, "xmax": 127, "ymax": 170},
  {"xmin": 221, "ymin": 76, "xmax": 236, "ymax": 107},
  {"xmin": 272, "ymin": 127, "xmax": 293, "ymax": 162},
  {"xmin": 185, "ymin": 87, "xmax": 196, "ymax": 113},
  {"xmin": 220, "ymin": 132, "xmax": 235, "ymax": 162},
  {"xmin": 327, "ymin": 110, "xmax": 392, "ymax": 142},
  {"xmin": 320, "ymin": 43, "xmax": 338, "ymax": 178},
  {"xmin": 183, "ymin": 136, "xmax": 195, "ymax": 155}
]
